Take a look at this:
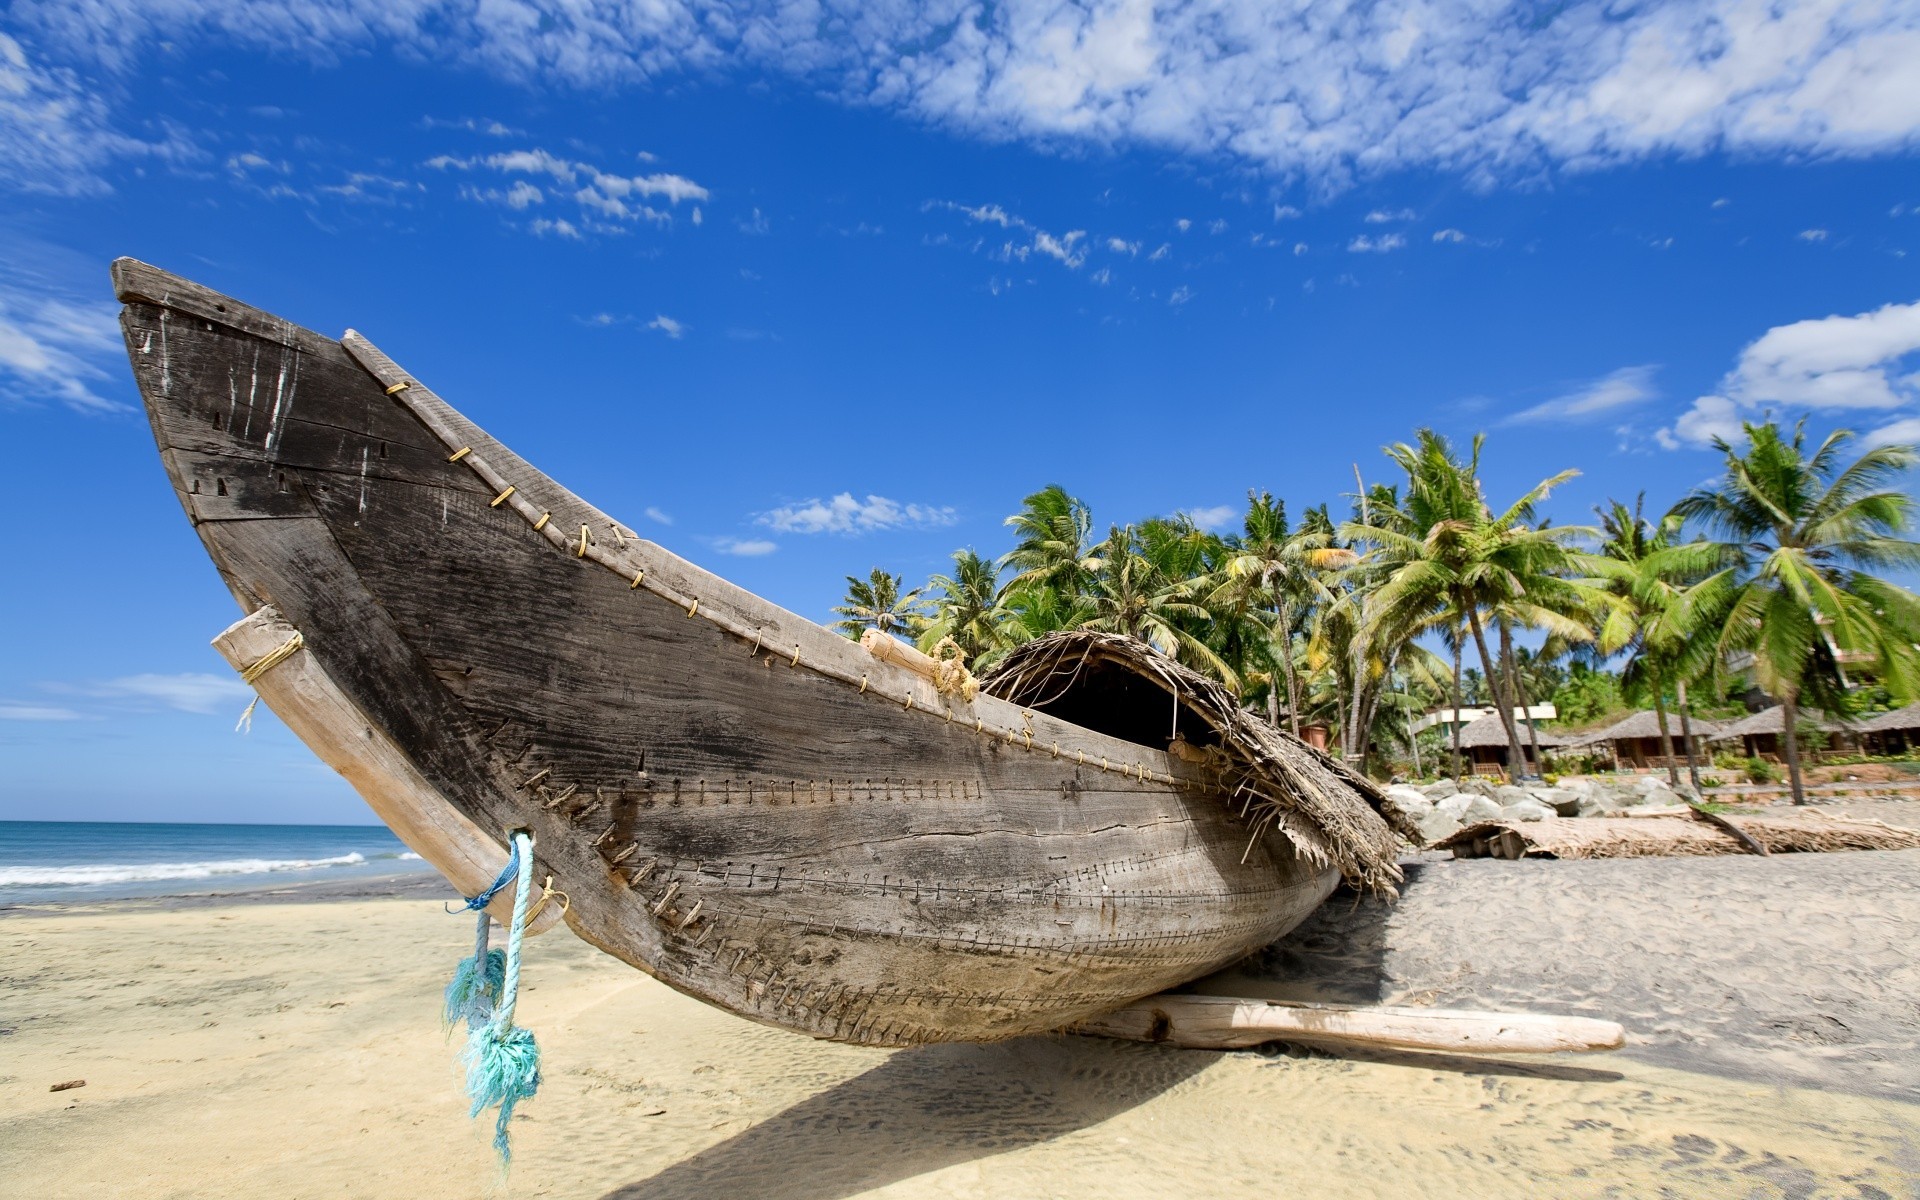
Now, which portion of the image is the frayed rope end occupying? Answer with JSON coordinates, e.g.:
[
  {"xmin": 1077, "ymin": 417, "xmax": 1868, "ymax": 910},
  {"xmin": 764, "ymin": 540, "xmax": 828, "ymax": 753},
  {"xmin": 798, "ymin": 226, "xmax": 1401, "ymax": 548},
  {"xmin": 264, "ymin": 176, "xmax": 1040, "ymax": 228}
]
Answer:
[
  {"xmin": 464, "ymin": 1021, "xmax": 541, "ymax": 1161},
  {"xmin": 442, "ymin": 947, "xmax": 505, "ymax": 1031}
]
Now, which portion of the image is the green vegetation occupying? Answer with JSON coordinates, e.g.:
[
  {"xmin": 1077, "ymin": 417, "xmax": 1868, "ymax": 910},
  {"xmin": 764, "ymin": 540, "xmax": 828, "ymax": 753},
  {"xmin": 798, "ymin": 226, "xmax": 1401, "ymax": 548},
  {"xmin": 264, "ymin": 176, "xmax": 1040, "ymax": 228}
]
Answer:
[{"xmin": 835, "ymin": 418, "xmax": 1920, "ymax": 798}]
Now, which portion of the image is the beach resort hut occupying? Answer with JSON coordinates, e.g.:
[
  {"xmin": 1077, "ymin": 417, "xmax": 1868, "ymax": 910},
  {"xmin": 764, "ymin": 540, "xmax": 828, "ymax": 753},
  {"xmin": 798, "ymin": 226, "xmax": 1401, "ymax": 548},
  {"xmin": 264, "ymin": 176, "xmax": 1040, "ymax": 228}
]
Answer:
[
  {"xmin": 1711, "ymin": 705, "xmax": 1849, "ymax": 761},
  {"xmin": 1453, "ymin": 712, "xmax": 1570, "ymax": 776},
  {"xmin": 1576, "ymin": 710, "xmax": 1718, "ymax": 771},
  {"xmin": 1861, "ymin": 704, "xmax": 1920, "ymax": 754}
]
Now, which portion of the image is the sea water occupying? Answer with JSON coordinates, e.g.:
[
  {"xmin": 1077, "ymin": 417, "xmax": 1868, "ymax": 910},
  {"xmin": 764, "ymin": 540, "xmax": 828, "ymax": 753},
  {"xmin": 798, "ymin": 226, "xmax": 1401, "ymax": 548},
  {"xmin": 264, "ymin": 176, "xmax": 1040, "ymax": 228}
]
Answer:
[{"xmin": 0, "ymin": 820, "xmax": 435, "ymax": 906}]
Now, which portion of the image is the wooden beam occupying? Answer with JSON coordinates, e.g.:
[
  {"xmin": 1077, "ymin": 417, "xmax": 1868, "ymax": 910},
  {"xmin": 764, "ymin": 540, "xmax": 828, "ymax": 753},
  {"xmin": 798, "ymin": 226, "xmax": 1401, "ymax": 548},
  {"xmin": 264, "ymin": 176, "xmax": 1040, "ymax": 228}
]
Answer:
[{"xmin": 1074, "ymin": 994, "xmax": 1625, "ymax": 1054}]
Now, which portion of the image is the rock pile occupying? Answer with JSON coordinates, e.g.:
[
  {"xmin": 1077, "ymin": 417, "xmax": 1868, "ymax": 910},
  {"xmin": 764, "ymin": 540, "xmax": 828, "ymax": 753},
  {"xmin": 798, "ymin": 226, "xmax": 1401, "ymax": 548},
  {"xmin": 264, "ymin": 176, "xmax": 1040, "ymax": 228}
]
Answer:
[{"xmin": 1385, "ymin": 775, "xmax": 1698, "ymax": 846}]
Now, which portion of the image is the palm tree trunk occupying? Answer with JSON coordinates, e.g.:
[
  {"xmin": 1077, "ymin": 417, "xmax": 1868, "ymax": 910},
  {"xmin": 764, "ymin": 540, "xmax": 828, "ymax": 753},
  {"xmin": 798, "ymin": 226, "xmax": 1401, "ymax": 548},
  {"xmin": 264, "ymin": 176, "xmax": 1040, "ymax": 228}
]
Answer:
[
  {"xmin": 1782, "ymin": 695, "xmax": 1807, "ymax": 805},
  {"xmin": 1451, "ymin": 631, "xmax": 1465, "ymax": 780},
  {"xmin": 1498, "ymin": 622, "xmax": 1543, "ymax": 776},
  {"xmin": 1466, "ymin": 605, "xmax": 1526, "ymax": 777},
  {"xmin": 1651, "ymin": 673, "xmax": 1679, "ymax": 788},
  {"xmin": 1276, "ymin": 597, "xmax": 1302, "ymax": 739},
  {"xmin": 1675, "ymin": 677, "xmax": 1703, "ymax": 794}
]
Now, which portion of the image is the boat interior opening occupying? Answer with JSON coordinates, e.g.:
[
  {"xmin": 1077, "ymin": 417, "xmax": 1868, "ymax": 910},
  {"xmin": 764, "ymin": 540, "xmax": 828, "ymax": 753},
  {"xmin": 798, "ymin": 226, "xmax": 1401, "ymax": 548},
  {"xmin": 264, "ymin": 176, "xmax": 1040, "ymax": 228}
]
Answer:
[{"xmin": 1011, "ymin": 655, "xmax": 1224, "ymax": 753}]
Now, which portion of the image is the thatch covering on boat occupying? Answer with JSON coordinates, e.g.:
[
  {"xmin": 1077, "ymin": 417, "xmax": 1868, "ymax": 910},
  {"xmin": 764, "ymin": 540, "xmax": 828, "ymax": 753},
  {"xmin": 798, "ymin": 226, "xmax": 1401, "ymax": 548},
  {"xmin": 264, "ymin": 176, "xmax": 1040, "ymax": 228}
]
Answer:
[
  {"xmin": 1452, "ymin": 712, "xmax": 1573, "ymax": 748},
  {"xmin": 1438, "ymin": 813, "xmax": 1920, "ymax": 860},
  {"xmin": 1572, "ymin": 710, "xmax": 1721, "ymax": 745},
  {"xmin": 1712, "ymin": 704, "xmax": 1849, "ymax": 739},
  {"xmin": 979, "ymin": 631, "xmax": 1416, "ymax": 895}
]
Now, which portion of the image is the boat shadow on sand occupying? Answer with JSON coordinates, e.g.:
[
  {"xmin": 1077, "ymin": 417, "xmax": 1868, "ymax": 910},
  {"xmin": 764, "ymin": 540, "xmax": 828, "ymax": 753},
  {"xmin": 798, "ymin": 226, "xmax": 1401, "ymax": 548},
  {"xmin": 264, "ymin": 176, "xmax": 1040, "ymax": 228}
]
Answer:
[
  {"xmin": 598, "ymin": 1035, "xmax": 1212, "ymax": 1200},
  {"xmin": 602, "ymin": 864, "xmax": 1616, "ymax": 1200}
]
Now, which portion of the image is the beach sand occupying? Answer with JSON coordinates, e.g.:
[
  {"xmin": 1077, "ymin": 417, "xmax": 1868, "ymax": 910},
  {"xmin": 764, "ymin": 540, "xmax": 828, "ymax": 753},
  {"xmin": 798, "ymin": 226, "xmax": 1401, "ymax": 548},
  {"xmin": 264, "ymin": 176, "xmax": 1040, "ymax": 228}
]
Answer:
[{"xmin": 6, "ymin": 804, "xmax": 1919, "ymax": 1199}]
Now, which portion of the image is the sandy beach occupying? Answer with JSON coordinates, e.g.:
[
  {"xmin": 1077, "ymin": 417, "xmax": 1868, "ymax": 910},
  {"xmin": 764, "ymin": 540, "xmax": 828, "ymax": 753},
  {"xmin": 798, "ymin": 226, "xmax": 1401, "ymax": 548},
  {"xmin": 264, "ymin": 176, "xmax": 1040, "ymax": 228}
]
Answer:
[{"xmin": 6, "ymin": 801, "xmax": 1919, "ymax": 1200}]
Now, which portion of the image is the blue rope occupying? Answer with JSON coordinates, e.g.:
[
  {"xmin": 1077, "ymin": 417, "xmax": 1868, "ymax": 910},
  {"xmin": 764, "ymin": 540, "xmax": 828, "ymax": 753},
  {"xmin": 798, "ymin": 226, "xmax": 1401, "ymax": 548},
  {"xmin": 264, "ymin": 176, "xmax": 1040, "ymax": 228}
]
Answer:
[
  {"xmin": 461, "ymin": 830, "xmax": 542, "ymax": 1163},
  {"xmin": 446, "ymin": 841, "xmax": 522, "ymax": 914}
]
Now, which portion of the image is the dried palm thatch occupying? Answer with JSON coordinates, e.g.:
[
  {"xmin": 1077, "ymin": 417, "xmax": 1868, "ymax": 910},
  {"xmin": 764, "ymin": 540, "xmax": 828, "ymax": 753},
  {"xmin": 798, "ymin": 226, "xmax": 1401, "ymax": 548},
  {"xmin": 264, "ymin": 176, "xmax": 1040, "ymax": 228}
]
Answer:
[
  {"xmin": 1439, "ymin": 813, "xmax": 1920, "ymax": 860},
  {"xmin": 979, "ymin": 631, "xmax": 1416, "ymax": 895}
]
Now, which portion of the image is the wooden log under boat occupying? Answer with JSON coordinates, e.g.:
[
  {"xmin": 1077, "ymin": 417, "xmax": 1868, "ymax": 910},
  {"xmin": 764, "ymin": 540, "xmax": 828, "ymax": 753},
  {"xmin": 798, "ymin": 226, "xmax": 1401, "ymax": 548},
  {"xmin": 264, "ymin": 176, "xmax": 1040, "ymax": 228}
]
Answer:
[{"xmin": 112, "ymin": 258, "xmax": 1405, "ymax": 1046}]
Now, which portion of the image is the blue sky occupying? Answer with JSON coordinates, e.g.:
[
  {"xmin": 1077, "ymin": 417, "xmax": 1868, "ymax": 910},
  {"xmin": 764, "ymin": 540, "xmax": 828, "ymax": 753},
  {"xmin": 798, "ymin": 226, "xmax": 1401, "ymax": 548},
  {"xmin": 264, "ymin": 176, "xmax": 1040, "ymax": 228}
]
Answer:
[{"xmin": 2, "ymin": 0, "xmax": 1917, "ymax": 823}]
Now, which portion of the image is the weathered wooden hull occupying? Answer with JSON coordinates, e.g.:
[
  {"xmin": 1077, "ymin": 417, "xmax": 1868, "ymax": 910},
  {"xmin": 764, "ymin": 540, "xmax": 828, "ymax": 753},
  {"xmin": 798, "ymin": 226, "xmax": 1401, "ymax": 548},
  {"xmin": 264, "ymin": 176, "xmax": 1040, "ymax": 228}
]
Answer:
[{"xmin": 114, "ymin": 259, "xmax": 1339, "ymax": 1046}]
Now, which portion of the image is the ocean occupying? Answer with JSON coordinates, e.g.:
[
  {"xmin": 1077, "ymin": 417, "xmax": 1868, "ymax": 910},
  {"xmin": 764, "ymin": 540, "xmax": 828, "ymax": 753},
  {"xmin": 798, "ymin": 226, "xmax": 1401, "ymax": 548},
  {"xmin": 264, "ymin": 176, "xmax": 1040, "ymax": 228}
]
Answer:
[{"xmin": 0, "ymin": 820, "xmax": 436, "ymax": 906}]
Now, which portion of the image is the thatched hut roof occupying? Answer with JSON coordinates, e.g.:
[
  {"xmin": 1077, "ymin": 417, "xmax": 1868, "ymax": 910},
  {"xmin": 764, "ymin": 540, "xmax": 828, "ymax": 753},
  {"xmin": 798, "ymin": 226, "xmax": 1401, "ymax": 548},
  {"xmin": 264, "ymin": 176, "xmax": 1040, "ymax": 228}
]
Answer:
[
  {"xmin": 1712, "ymin": 704, "xmax": 1848, "ymax": 738},
  {"xmin": 1862, "ymin": 703, "xmax": 1920, "ymax": 733},
  {"xmin": 1452, "ymin": 712, "xmax": 1572, "ymax": 748},
  {"xmin": 1574, "ymin": 710, "xmax": 1721, "ymax": 745},
  {"xmin": 978, "ymin": 631, "xmax": 1414, "ymax": 896}
]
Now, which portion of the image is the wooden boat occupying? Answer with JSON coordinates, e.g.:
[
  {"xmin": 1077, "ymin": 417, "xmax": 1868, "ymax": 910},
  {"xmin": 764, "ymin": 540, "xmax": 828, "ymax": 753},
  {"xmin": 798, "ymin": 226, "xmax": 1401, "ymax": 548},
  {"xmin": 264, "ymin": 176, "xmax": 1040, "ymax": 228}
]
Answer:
[{"xmin": 113, "ymin": 258, "xmax": 1407, "ymax": 1046}]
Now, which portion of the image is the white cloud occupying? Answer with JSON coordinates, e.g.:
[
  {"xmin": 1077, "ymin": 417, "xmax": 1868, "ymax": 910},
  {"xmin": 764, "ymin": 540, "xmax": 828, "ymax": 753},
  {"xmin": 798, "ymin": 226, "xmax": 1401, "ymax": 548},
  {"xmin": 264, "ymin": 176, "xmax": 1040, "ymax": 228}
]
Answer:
[
  {"xmin": 14, "ymin": 0, "xmax": 1920, "ymax": 196},
  {"xmin": 1659, "ymin": 298, "xmax": 1920, "ymax": 447},
  {"xmin": 431, "ymin": 147, "xmax": 703, "ymax": 234},
  {"xmin": 1175, "ymin": 219, "xmax": 1192, "ymax": 233},
  {"xmin": 1364, "ymin": 208, "xmax": 1415, "ymax": 223},
  {"xmin": 1798, "ymin": 228, "xmax": 1830, "ymax": 242},
  {"xmin": 0, "ymin": 282, "xmax": 127, "ymax": 414},
  {"xmin": 1090, "ymin": 267, "xmax": 1112, "ymax": 285},
  {"xmin": 1184, "ymin": 504, "xmax": 1236, "ymax": 531},
  {"xmin": 643, "ymin": 505, "xmax": 673, "ymax": 524},
  {"xmin": 88, "ymin": 673, "xmax": 253, "ymax": 714},
  {"xmin": 758, "ymin": 492, "xmax": 958, "ymax": 534},
  {"xmin": 1207, "ymin": 218, "xmax": 1227, "ymax": 234},
  {"xmin": 1347, "ymin": 233, "xmax": 1406, "ymax": 253},
  {"xmin": 0, "ymin": 701, "xmax": 86, "ymax": 721},
  {"xmin": 1033, "ymin": 229, "xmax": 1086, "ymax": 267},
  {"xmin": 1865, "ymin": 416, "xmax": 1920, "ymax": 448},
  {"xmin": 714, "ymin": 537, "xmax": 777, "ymax": 556},
  {"xmin": 1292, "ymin": 242, "xmax": 1308, "ymax": 256},
  {"xmin": 1168, "ymin": 285, "xmax": 1193, "ymax": 306},
  {"xmin": 1272, "ymin": 205, "xmax": 1302, "ymax": 220},
  {"xmin": 1505, "ymin": 365, "xmax": 1659, "ymax": 425},
  {"xmin": 1147, "ymin": 243, "xmax": 1171, "ymax": 261},
  {"xmin": 1106, "ymin": 237, "xmax": 1138, "ymax": 254},
  {"xmin": 646, "ymin": 314, "xmax": 686, "ymax": 339},
  {"xmin": 0, "ymin": 32, "xmax": 195, "ymax": 195},
  {"xmin": 1432, "ymin": 228, "xmax": 1469, "ymax": 243}
]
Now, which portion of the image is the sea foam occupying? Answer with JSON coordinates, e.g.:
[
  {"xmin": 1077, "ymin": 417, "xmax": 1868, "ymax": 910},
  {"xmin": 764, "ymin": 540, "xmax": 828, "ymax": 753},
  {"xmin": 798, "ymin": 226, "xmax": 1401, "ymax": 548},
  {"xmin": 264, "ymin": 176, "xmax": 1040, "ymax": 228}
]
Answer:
[{"xmin": 0, "ymin": 851, "xmax": 370, "ymax": 887}]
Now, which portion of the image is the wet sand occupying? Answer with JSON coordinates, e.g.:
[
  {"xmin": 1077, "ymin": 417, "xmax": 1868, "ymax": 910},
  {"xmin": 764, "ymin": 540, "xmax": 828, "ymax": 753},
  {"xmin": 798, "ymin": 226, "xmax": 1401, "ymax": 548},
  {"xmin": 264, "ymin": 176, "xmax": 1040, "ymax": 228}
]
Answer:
[{"xmin": 5, "ymin": 808, "xmax": 1918, "ymax": 1199}]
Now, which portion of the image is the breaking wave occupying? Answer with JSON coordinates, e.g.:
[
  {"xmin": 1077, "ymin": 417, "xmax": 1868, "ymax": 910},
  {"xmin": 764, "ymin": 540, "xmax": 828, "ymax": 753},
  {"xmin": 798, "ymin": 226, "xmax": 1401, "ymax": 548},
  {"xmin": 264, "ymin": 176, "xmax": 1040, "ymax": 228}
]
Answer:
[{"xmin": 0, "ymin": 852, "xmax": 371, "ymax": 887}]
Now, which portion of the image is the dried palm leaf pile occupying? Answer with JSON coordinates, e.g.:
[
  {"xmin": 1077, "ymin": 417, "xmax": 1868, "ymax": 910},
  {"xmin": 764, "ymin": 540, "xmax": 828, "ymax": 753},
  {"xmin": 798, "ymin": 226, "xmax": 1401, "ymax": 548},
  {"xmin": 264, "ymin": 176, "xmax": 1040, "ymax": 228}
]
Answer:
[
  {"xmin": 1439, "ymin": 812, "xmax": 1920, "ymax": 860},
  {"xmin": 979, "ymin": 631, "xmax": 1417, "ymax": 895}
]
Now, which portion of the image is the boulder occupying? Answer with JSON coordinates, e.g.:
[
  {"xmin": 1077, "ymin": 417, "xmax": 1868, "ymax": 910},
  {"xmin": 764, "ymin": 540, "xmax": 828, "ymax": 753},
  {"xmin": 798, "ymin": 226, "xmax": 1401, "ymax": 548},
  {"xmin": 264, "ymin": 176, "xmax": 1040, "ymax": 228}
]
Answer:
[
  {"xmin": 1384, "ymin": 786, "xmax": 1434, "ymax": 817},
  {"xmin": 1423, "ymin": 778, "xmax": 1460, "ymax": 800},
  {"xmin": 1530, "ymin": 787, "xmax": 1578, "ymax": 816},
  {"xmin": 1434, "ymin": 793, "xmax": 1473, "ymax": 821},
  {"xmin": 1573, "ymin": 795, "xmax": 1610, "ymax": 818},
  {"xmin": 1630, "ymin": 787, "xmax": 1684, "ymax": 808},
  {"xmin": 1459, "ymin": 795, "xmax": 1504, "ymax": 824},
  {"xmin": 1500, "ymin": 799, "xmax": 1557, "ymax": 822},
  {"xmin": 1493, "ymin": 785, "xmax": 1533, "ymax": 808},
  {"xmin": 1415, "ymin": 810, "xmax": 1464, "ymax": 846}
]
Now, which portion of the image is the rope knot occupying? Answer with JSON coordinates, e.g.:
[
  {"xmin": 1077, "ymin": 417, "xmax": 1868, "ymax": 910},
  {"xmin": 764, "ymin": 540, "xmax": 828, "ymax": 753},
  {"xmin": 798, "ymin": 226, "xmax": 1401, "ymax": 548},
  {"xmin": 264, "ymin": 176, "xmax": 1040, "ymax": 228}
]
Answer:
[{"xmin": 928, "ymin": 636, "xmax": 979, "ymax": 703}]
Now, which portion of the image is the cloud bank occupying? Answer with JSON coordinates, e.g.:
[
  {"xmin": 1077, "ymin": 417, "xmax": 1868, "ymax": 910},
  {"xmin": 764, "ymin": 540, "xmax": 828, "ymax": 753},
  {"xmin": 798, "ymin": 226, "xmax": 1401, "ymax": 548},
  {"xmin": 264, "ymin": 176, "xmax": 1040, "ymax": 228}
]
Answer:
[{"xmin": 8, "ymin": 0, "xmax": 1920, "ymax": 195}]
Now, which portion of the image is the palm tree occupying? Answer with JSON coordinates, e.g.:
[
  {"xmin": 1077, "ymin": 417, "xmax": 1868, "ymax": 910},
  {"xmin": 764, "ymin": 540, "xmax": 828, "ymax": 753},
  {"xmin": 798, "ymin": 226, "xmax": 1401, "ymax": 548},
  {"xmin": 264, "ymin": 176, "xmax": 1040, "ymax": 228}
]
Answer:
[
  {"xmin": 831, "ymin": 568, "xmax": 924, "ymax": 641},
  {"xmin": 1215, "ymin": 491, "xmax": 1351, "ymax": 736},
  {"xmin": 1002, "ymin": 484, "xmax": 1095, "ymax": 597},
  {"xmin": 1082, "ymin": 523, "xmax": 1237, "ymax": 684},
  {"xmin": 917, "ymin": 549, "xmax": 1010, "ymax": 666},
  {"xmin": 1593, "ymin": 495, "xmax": 1701, "ymax": 789},
  {"xmin": 1346, "ymin": 429, "xmax": 1598, "ymax": 778},
  {"xmin": 1666, "ymin": 420, "xmax": 1920, "ymax": 804}
]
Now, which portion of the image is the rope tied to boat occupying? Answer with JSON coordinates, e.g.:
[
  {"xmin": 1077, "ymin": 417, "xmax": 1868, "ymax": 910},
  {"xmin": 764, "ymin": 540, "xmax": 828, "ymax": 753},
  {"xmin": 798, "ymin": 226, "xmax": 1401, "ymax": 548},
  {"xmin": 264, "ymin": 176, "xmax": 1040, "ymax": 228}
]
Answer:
[
  {"xmin": 928, "ymin": 637, "xmax": 979, "ymax": 702},
  {"xmin": 441, "ymin": 839, "xmax": 522, "ymax": 1030},
  {"xmin": 232, "ymin": 631, "xmax": 304, "ymax": 733},
  {"xmin": 459, "ymin": 830, "xmax": 542, "ymax": 1163}
]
